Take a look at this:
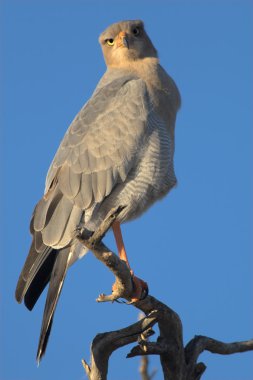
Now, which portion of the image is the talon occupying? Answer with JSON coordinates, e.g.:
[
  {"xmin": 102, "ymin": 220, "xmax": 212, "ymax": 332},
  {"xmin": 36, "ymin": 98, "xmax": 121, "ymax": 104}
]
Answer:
[{"xmin": 129, "ymin": 275, "xmax": 149, "ymax": 303}]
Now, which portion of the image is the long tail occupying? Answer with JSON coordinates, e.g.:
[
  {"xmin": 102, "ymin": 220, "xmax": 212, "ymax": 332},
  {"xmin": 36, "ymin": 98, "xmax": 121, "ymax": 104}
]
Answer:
[
  {"xmin": 15, "ymin": 240, "xmax": 72, "ymax": 363},
  {"xmin": 36, "ymin": 247, "xmax": 71, "ymax": 364},
  {"xmin": 15, "ymin": 240, "xmax": 59, "ymax": 310}
]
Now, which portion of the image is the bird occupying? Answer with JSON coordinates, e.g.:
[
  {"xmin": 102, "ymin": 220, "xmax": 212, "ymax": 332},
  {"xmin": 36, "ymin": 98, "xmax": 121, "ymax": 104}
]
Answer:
[{"xmin": 15, "ymin": 19, "xmax": 181, "ymax": 363}]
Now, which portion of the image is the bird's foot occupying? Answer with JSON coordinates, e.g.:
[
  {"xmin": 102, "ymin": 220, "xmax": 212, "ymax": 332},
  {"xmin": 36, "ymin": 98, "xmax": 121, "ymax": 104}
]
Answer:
[
  {"xmin": 111, "ymin": 272, "xmax": 148, "ymax": 303},
  {"xmin": 128, "ymin": 272, "xmax": 149, "ymax": 303}
]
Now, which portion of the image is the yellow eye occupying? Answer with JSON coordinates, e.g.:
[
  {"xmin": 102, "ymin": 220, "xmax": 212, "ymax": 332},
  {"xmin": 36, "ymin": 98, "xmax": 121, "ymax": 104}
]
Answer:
[{"xmin": 106, "ymin": 38, "xmax": 114, "ymax": 46}]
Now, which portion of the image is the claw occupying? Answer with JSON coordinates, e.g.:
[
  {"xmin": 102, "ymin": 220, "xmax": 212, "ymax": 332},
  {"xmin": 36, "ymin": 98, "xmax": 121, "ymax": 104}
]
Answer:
[{"xmin": 128, "ymin": 275, "xmax": 149, "ymax": 303}]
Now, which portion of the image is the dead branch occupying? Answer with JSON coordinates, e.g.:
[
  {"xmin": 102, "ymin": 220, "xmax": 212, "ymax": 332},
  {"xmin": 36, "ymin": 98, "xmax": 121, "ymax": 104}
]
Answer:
[
  {"xmin": 185, "ymin": 336, "xmax": 253, "ymax": 380},
  {"xmin": 81, "ymin": 311, "xmax": 158, "ymax": 380},
  {"xmin": 139, "ymin": 354, "xmax": 157, "ymax": 380},
  {"xmin": 76, "ymin": 207, "xmax": 253, "ymax": 380},
  {"xmin": 138, "ymin": 312, "xmax": 157, "ymax": 380}
]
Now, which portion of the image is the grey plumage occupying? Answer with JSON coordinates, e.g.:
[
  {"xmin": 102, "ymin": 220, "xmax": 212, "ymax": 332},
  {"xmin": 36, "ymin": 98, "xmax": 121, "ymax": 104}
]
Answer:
[
  {"xmin": 15, "ymin": 19, "xmax": 181, "ymax": 362},
  {"xmin": 36, "ymin": 247, "xmax": 71, "ymax": 362}
]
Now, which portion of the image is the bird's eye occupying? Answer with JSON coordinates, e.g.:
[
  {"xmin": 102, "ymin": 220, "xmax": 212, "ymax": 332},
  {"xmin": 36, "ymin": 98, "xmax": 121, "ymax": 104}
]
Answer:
[
  {"xmin": 132, "ymin": 27, "xmax": 140, "ymax": 36},
  {"xmin": 106, "ymin": 38, "xmax": 114, "ymax": 46}
]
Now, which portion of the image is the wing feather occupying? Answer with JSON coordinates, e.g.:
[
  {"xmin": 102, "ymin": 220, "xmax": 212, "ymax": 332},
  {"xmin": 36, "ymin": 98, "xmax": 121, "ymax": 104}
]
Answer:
[
  {"xmin": 44, "ymin": 75, "xmax": 151, "ymax": 211},
  {"xmin": 58, "ymin": 164, "xmax": 81, "ymax": 199},
  {"xmin": 42, "ymin": 197, "xmax": 73, "ymax": 246},
  {"xmin": 33, "ymin": 189, "xmax": 62, "ymax": 232}
]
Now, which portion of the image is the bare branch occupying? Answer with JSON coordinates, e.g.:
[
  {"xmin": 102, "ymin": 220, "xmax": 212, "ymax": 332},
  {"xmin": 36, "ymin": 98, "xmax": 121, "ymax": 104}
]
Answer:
[
  {"xmin": 139, "ymin": 354, "xmax": 157, "ymax": 380},
  {"xmin": 82, "ymin": 311, "xmax": 158, "ymax": 380},
  {"xmin": 137, "ymin": 312, "xmax": 157, "ymax": 380},
  {"xmin": 185, "ymin": 335, "xmax": 253, "ymax": 379},
  {"xmin": 133, "ymin": 296, "xmax": 185, "ymax": 380},
  {"xmin": 188, "ymin": 335, "xmax": 253, "ymax": 356},
  {"xmin": 77, "ymin": 207, "xmax": 185, "ymax": 379},
  {"xmin": 81, "ymin": 358, "xmax": 91, "ymax": 378},
  {"xmin": 77, "ymin": 207, "xmax": 253, "ymax": 380},
  {"xmin": 127, "ymin": 340, "xmax": 168, "ymax": 357}
]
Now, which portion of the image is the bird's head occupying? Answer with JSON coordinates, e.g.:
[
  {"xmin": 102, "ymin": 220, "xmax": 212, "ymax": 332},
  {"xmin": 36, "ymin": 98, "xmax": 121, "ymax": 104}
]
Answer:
[{"xmin": 99, "ymin": 20, "xmax": 158, "ymax": 68}]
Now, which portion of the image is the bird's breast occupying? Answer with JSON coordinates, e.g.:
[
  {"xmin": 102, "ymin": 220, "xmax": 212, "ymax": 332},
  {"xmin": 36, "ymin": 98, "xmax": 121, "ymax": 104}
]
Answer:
[
  {"xmin": 120, "ymin": 120, "xmax": 176, "ymax": 221},
  {"xmin": 86, "ymin": 118, "xmax": 177, "ymax": 230}
]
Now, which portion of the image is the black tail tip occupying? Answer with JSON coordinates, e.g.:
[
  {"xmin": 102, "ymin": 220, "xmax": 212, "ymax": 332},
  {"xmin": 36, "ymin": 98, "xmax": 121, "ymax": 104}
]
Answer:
[{"xmin": 36, "ymin": 349, "xmax": 43, "ymax": 366}]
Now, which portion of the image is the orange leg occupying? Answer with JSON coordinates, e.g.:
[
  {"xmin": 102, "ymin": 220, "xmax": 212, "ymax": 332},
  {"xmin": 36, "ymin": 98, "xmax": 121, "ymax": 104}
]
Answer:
[
  {"xmin": 112, "ymin": 221, "xmax": 148, "ymax": 301},
  {"xmin": 112, "ymin": 221, "xmax": 131, "ymax": 269}
]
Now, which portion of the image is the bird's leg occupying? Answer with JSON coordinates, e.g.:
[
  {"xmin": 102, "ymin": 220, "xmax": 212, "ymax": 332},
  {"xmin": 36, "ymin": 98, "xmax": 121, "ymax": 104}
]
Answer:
[
  {"xmin": 112, "ymin": 221, "xmax": 131, "ymax": 268},
  {"xmin": 112, "ymin": 221, "xmax": 148, "ymax": 301}
]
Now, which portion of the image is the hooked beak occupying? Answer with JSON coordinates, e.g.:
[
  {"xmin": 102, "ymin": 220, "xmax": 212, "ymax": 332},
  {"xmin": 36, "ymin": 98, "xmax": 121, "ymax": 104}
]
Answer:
[{"xmin": 117, "ymin": 31, "xmax": 129, "ymax": 49}]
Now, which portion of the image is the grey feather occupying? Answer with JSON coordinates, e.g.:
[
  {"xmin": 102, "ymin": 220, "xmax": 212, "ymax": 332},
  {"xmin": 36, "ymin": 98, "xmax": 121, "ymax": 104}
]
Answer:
[
  {"xmin": 36, "ymin": 247, "xmax": 71, "ymax": 363},
  {"xmin": 81, "ymin": 173, "xmax": 94, "ymax": 208},
  {"xmin": 95, "ymin": 170, "xmax": 107, "ymax": 201},
  {"xmin": 105, "ymin": 169, "xmax": 114, "ymax": 196},
  {"xmin": 77, "ymin": 151, "xmax": 90, "ymax": 172},
  {"xmin": 33, "ymin": 190, "xmax": 63, "ymax": 232},
  {"xmin": 73, "ymin": 173, "xmax": 93, "ymax": 209},
  {"xmin": 42, "ymin": 197, "xmax": 73, "ymax": 246},
  {"xmin": 34, "ymin": 231, "xmax": 46, "ymax": 253},
  {"xmin": 33, "ymin": 198, "xmax": 51, "ymax": 232},
  {"xmin": 15, "ymin": 240, "xmax": 52, "ymax": 304},
  {"xmin": 45, "ymin": 77, "xmax": 149, "ymax": 210},
  {"xmin": 58, "ymin": 165, "xmax": 81, "ymax": 199},
  {"xmin": 57, "ymin": 206, "xmax": 82, "ymax": 247}
]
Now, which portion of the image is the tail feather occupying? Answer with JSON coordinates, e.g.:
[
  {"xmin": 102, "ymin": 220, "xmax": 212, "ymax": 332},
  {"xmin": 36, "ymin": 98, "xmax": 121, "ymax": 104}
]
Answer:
[
  {"xmin": 24, "ymin": 250, "xmax": 58, "ymax": 310},
  {"xmin": 15, "ymin": 239, "xmax": 53, "ymax": 306},
  {"xmin": 36, "ymin": 247, "xmax": 71, "ymax": 363},
  {"xmin": 16, "ymin": 187, "xmax": 82, "ymax": 362}
]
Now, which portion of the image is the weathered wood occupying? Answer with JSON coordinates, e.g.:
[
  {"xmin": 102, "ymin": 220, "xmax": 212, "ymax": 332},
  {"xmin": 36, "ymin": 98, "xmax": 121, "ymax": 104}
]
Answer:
[
  {"xmin": 77, "ymin": 207, "xmax": 253, "ymax": 380},
  {"xmin": 82, "ymin": 312, "xmax": 158, "ymax": 380},
  {"xmin": 185, "ymin": 336, "xmax": 253, "ymax": 380}
]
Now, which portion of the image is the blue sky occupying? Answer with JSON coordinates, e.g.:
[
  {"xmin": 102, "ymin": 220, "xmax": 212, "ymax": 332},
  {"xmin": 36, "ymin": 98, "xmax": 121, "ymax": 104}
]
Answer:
[{"xmin": 1, "ymin": 1, "xmax": 252, "ymax": 379}]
